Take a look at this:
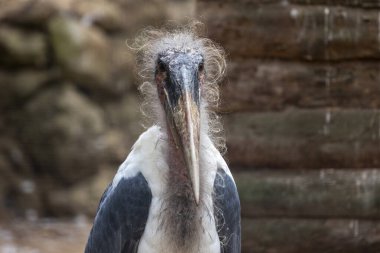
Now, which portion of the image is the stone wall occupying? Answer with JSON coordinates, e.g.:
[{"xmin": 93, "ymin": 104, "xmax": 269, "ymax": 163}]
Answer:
[
  {"xmin": 0, "ymin": 0, "xmax": 194, "ymax": 219},
  {"xmin": 199, "ymin": 0, "xmax": 380, "ymax": 169},
  {"xmin": 1, "ymin": 0, "xmax": 380, "ymax": 252},
  {"xmin": 197, "ymin": 0, "xmax": 380, "ymax": 252}
]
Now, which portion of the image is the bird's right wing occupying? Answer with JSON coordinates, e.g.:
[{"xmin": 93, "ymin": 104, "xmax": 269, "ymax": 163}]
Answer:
[{"xmin": 85, "ymin": 172, "xmax": 152, "ymax": 253}]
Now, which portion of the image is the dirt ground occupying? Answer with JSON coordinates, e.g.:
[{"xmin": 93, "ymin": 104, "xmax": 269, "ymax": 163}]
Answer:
[{"xmin": 0, "ymin": 218, "xmax": 92, "ymax": 253}]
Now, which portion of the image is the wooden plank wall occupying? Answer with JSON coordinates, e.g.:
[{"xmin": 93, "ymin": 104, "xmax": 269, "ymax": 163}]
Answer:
[{"xmin": 197, "ymin": 1, "xmax": 380, "ymax": 252}]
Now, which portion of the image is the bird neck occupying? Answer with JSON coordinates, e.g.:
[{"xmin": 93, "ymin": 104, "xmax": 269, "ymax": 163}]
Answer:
[
  {"xmin": 166, "ymin": 132, "xmax": 194, "ymax": 198},
  {"xmin": 161, "ymin": 131, "xmax": 200, "ymax": 251}
]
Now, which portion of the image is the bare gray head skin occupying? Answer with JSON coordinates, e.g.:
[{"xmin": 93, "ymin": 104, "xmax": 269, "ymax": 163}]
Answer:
[
  {"xmin": 132, "ymin": 26, "xmax": 226, "ymax": 156},
  {"xmin": 155, "ymin": 47, "xmax": 205, "ymax": 205}
]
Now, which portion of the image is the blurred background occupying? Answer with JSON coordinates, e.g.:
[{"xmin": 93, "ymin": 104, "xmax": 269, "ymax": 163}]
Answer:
[{"xmin": 1, "ymin": 0, "xmax": 380, "ymax": 252}]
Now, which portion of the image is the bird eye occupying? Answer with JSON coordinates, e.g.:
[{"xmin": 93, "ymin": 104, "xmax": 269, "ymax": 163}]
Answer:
[
  {"xmin": 157, "ymin": 61, "xmax": 166, "ymax": 73},
  {"xmin": 198, "ymin": 62, "xmax": 204, "ymax": 72}
]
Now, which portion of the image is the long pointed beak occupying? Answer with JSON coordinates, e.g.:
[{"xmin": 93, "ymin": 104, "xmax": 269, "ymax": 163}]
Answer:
[{"xmin": 165, "ymin": 67, "xmax": 201, "ymax": 204}]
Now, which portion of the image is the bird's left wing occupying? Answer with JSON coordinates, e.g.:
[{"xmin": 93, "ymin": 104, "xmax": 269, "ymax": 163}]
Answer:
[
  {"xmin": 85, "ymin": 172, "xmax": 152, "ymax": 253},
  {"xmin": 213, "ymin": 168, "xmax": 241, "ymax": 253}
]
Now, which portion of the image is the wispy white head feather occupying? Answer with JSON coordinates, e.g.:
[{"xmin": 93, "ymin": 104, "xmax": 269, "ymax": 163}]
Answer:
[{"xmin": 130, "ymin": 23, "xmax": 227, "ymax": 154}]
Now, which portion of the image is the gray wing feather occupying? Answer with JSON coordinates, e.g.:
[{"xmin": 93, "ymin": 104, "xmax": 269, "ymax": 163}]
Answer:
[
  {"xmin": 85, "ymin": 172, "xmax": 152, "ymax": 253},
  {"xmin": 213, "ymin": 168, "xmax": 241, "ymax": 253}
]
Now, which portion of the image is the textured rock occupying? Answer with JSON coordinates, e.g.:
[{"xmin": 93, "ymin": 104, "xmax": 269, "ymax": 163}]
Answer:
[
  {"xmin": 200, "ymin": 0, "xmax": 380, "ymax": 8},
  {"xmin": 235, "ymin": 169, "xmax": 380, "ymax": 218},
  {"xmin": 16, "ymin": 84, "xmax": 107, "ymax": 184},
  {"xmin": 0, "ymin": 136, "xmax": 40, "ymax": 220},
  {"xmin": 0, "ymin": 152, "xmax": 17, "ymax": 220},
  {"xmin": 199, "ymin": 1, "xmax": 380, "ymax": 251},
  {"xmin": 0, "ymin": 136, "xmax": 33, "ymax": 178},
  {"xmin": 71, "ymin": 0, "xmax": 125, "ymax": 32},
  {"xmin": 107, "ymin": 40, "xmax": 136, "ymax": 94},
  {"xmin": 110, "ymin": 0, "xmax": 167, "ymax": 33},
  {"xmin": 220, "ymin": 60, "xmax": 380, "ymax": 112},
  {"xmin": 0, "ymin": 0, "xmax": 196, "ymax": 221},
  {"xmin": 242, "ymin": 218, "xmax": 380, "ymax": 253},
  {"xmin": 199, "ymin": 3, "xmax": 380, "ymax": 60},
  {"xmin": 0, "ymin": 26, "xmax": 47, "ymax": 67},
  {"xmin": 49, "ymin": 17, "xmax": 111, "ymax": 91},
  {"xmin": 291, "ymin": 0, "xmax": 380, "ymax": 8},
  {"xmin": 0, "ymin": 220, "xmax": 92, "ymax": 253},
  {"xmin": 47, "ymin": 169, "xmax": 114, "ymax": 216},
  {"xmin": 224, "ymin": 109, "xmax": 380, "ymax": 168},
  {"xmin": 165, "ymin": 0, "xmax": 196, "ymax": 22},
  {"xmin": 0, "ymin": 0, "xmax": 57, "ymax": 25},
  {"xmin": 104, "ymin": 94, "xmax": 143, "ymax": 143},
  {"xmin": 0, "ymin": 69, "xmax": 60, "ymax": 110}
]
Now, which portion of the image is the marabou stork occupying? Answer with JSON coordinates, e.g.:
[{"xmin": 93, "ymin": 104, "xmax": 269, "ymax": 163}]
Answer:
[{"xmin": 85, "ymin": 27, "xmax": 241, "ymax": 253}]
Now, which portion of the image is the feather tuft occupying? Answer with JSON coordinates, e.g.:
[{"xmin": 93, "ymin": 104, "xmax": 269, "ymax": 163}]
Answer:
[{"xmin": 130, "ymin": 22, "xmax": 227, "ymax": 154}]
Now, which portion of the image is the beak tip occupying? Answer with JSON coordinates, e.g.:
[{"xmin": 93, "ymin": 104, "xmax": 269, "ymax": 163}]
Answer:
[
  {"xmin": 192, "ymin": 166, "xmax": 200, "ymax": 205},
  {"xmin": 194, "ymin": 190, "xmax": 200, "ymax": 205}
]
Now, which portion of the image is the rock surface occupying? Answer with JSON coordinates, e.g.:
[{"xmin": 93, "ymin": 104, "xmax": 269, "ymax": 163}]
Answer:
[
  {"xmin": 0, "ymin": 220, "xmax": 91, "ymax": 253},
  {"xmin": 235, "ymin": 169, "xmax": 380, "ymax": 218},
  {"xmin": 49, "ymin": 17, "xmax": 112, "ymax": 90},
  {"xmin": 224, "ymin": 109, "xmax": 380, "ymax": 168},
  {"xmin": 199, "ymin": 2, "xmax": 380, "ymax": 60},
  {"xmin": 242, "ymin": 218, "xmax": 380, "ymax": 253},
  {"xmin": 1, "ymin": 1, "xmax": 380, "ymax": 252},
  {"xmin": 0, "ymin": 26, "xmax": 47, "ymax": 67},
  {"xmin": 16, "ymin": 85, "xmax": 107, "ymax": 184},
  {"xmin": 220, "ymin": 60, "xmax": 380, "ymax": 112},
  {"xmin": 0, "ymin": 0, "xmax": 191, "ymax": 219},
  {"xmin": 199, "ymin": 0, "xmax": 380, "ymax": 252},
  {"xmin": 199, "ymin": 0, "xmax": 380, "ymax": 169},
  {"xmin": 47, "ymin": 169, "xmax": 114, "ymax": 216},
  {"xmin": 0, "ymin": 69, "xmax": 59, "ymax": 110}
]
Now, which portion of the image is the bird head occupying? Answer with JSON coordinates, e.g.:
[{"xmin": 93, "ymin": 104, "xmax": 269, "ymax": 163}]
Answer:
[
  {"xmin": 133, "ymin": 26, "xmax": 226, "ymax": 205},
  {"xmin": 154, "ymin": 48, "xmax": 205, "ymax": 204}
]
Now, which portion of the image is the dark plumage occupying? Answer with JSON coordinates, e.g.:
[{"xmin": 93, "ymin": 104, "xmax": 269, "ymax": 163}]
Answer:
[{"xmin": 85, "ymin": 174, "xmax": 152, "ymax": 253}]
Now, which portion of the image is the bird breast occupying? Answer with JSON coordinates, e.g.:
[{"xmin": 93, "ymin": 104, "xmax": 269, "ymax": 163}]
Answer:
[{"xmin": 112, "ymin": 126, "xmax": 222, "ymax": 253}]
